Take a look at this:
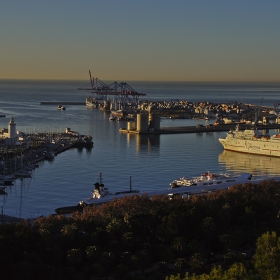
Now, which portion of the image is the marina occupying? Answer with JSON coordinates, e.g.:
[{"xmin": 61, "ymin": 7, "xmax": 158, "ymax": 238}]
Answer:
[{"xmin": 0, "ymin": 120, "xmax": 93, "ymax": 177}]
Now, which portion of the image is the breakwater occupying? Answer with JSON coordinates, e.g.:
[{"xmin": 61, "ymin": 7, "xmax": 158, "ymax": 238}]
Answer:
[{"xmin": 40, "ymin": 102, "xmax": 85, "ymax": 105}]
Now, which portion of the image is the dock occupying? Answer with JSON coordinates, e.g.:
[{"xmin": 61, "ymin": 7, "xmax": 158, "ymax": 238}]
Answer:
[
  {"xmin": 40, "ymin": 102, "xmax": 85, "ymax": 105},
  {"xmin": 120, "ymin": 124, "xmax": 280, "ymax": 134}
]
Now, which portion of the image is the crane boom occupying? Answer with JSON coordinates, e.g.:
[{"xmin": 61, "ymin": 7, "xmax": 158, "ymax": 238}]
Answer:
[{"xmin": 89, "ymin": 70, "xmax": 94, "ymax": 89}]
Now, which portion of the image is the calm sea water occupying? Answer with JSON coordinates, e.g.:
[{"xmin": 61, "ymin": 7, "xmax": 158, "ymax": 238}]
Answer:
[{"xmin": 1, "ymin": 79, "xmax": 280, "ymax": 219}]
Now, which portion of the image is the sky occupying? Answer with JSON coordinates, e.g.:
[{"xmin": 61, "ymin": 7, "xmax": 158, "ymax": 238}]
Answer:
[{"xmin": 1, "ymin": 0, "xmax": 280, "ymax": 82}]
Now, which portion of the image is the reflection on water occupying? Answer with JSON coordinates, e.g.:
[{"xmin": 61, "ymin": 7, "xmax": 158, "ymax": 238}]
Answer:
[
  {"xmin": 219, "ymin": 150, "xmax": 280, "ymax": 177},
  {"xmin": 126, "ymin": 134, "xmax": 160, "ymax": 154}
]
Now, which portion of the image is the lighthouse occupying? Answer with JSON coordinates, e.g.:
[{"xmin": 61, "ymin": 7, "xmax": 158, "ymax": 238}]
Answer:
[{"xmin": 8, "ymin": 117, "xmax": 17, "ymax": 139}]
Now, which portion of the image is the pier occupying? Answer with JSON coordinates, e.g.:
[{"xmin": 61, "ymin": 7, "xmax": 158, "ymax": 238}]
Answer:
[
  {"xmin": 40, "ymin": 102, "xmax": 85, "ymax": 105},
  {"xmin": 120, "ymin": 123, "xmax": 280, "ymax": 134}
]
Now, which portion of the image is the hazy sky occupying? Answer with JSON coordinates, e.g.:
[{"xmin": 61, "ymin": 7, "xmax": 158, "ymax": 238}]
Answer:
[{"xmin": 1, "ymin": 1, "xmax": 280, "ymax": 82}]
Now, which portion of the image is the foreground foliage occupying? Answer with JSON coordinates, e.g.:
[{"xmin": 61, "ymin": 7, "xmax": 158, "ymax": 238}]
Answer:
[{"xmin": 1, "ymin": 179, "xmax": 280, "ymax": 279}]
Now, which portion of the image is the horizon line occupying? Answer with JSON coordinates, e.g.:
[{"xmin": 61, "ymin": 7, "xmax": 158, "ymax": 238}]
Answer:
[{"xmin": 1, "ymin": 78, "xmax": 280, "ymax": 84}]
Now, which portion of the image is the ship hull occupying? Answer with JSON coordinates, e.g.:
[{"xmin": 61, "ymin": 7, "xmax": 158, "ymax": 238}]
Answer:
[
  {"xmin": 86, "ymin": 97, "xmax": 98, "ymax": 108},
  {"xmin": 219, "ymin": 138, "xmax": 280, "ymax": 157}
]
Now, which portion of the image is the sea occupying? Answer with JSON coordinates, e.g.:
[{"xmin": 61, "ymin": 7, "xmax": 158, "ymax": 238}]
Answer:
[{"xmin": 1, "ymin": 79, "xmax": 280, "ymax": 219}]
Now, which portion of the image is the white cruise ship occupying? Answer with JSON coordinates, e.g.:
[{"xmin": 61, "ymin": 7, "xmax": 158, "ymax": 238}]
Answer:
[{"xmin": 219, "ymin": 124, "xmax": 280, "ymax": 157}]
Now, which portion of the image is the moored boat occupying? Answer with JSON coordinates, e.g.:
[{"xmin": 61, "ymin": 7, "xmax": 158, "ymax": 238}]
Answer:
[
  {"xmin": 0, "ymin": 177, "xmax": 14, "ymax": 186},
  {"xmin": 219, "ymin": 124, "xmax": 280, "ymax": 157},
  {"xmin": 110, "ymin": 109, "xmax": 125, "ymax": 117},
  {"xmin": 87, "ymin": 174, "xmax": 140, "ymax": 205},
  {"xmin": 86, "ymin": 96, "xmax": 98, "ymax": 108},
  {"xmin": 14, "ymin": 169, "xmax": 32, "ymax": 178},
  {"xmin": 170, "ymin": 171, "xmax": 251, "ymax": 188}
]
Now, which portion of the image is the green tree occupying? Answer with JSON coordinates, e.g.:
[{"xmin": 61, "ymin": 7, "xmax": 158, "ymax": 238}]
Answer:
[
  {"xmin": 189, "ymin": 252, "xmax": 204, "ymax": 274},
  {"xmin": 85, "ymin": 245, "xmax": 101, "ymax": 261},
  {"xmin": 224, "ymin": 262, "xmax": 251, "ymax": 280},
  {"xmin": 172, "ymin": 236, "xmax": 188, "ymax": 257},
  {"xmin": 174, "ymin": 258, "xmax": 188, "ymax": 276},
  {"xmin": 67, "ymin": 248, "xmax": 83, "ymax": 267},
  {"xmin": 253, "ymin": 231, "xmax": 280, "ymax": 279},
  {"xmin": 202, "ymin": 216, "xmax": 216, "ymax": 252}
]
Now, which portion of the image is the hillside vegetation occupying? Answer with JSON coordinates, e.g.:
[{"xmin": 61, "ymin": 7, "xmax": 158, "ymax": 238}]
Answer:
[{"xmin": 1, "ymin": 179, "xmax": 280, "ymax": 279}]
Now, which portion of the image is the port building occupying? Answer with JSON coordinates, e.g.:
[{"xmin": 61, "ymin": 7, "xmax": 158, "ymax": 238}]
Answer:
[{"xmin": 121, "ymin": 113, "xmax": 161, "ymax": 134}]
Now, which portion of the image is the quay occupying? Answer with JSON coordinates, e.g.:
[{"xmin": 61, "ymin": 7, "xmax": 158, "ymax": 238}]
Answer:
[
  {"xmin": 120, "ymin": 123, "xmax": 280, "ymax": 134},
  {"xmin": 40, "ymin": 101, "xmax": 85, "ymax": 105}
]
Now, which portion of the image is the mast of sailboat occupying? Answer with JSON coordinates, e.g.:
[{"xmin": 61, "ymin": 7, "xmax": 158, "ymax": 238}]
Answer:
[
  {"xmin": 99, "ymin": 172, "xmax": 103, "ymax": 184},
  {"xmin": 130, "ymin": 176, "xmax": 132, "ymax": 192}
]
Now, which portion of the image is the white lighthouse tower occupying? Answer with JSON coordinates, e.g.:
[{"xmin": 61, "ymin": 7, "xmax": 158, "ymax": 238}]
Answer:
[
  {"xmin": 3, "ymin": 117, "xmax": 18, "ymax": 145},
  {"xmin": 8, "ymin": 117, "xmax": 17, "ymax": 139}
]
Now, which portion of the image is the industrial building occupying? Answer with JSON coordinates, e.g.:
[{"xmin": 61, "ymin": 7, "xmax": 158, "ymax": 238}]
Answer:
[{"xmin": 120, "ymin": 113, "xmax": 161, "ymax": 134}]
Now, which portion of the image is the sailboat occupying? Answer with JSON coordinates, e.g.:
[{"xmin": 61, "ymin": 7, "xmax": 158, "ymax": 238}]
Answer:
[
  {"xmin": 14, "ymin": 144, "xmax": 32, "ymax": 178},
  {"xmin": 0, "ymin": 161, "xmax": 14, "ymax": 185}
]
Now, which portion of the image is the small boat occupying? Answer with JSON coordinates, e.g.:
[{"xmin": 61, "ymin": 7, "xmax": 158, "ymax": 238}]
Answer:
[
  {"xmin": 57, "ymin": 104, "xmax": 66, "ymax": 110},
  {"xmin": 109, "ymin": 116, "xmax": 117, "ymax": 121},
  {"xmin": 0, "ymin": 177, "xmax": 14, "ymax": 186},
  {"xmin": 14, "ymin": 169, "xmax": 32, "ymax": 178},
  {"xmin": 110, "ymin": 109, "xmax": 125, "ymax": 117},
  {"xmin": 87, "ymin": 174, "xmax": 140, "ymax": 205},
  {"xmin": 86, "ymin": 96, "xmax": 99, "ymax": 108}
]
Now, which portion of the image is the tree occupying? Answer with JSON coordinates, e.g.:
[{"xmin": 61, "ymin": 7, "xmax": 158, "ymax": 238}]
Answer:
[
  {"xmin": 172, "ymin": 236, "xmax": 188, "ymax": 257},
  {"xmin": 224, "ymin": 262, "xmax": 251, "ymax": 280},
  {"xmin": 202, "ymin": 216, "xmax": 216, "ymax": 252},
  {"xmin": 174, "ymin": 258, "xmax": 188, "ymax": 276},
  {"xmin": 189, "ymin": 252, "xmax": 204, "ymax": 274},
  {"xmin": 253, "ymin": 231, "xmax": 280, "ymax": 279},
  {"xmin": 67, "ymin": 248, "xmax": 83, "ymax": 267},
  {"xmin": 85, "ymin": 245, "xmax": 100, "ymax": 261}
]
